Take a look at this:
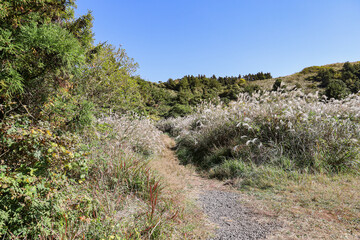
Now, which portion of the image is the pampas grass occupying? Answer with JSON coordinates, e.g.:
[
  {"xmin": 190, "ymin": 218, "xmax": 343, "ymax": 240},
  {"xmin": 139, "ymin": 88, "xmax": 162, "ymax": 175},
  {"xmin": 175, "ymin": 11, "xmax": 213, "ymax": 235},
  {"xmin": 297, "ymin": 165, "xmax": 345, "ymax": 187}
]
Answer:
[{"xmin": 159, "ymin": 90, "xmax": 360, "ymax": 176}]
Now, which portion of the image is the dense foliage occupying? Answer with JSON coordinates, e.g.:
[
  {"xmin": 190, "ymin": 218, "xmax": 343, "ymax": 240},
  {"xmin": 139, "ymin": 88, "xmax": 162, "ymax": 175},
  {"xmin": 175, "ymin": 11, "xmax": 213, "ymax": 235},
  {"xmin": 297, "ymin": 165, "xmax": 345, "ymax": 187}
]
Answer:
[
  {"xmin": 150, "ymin": 72, "xmax": 270, "ymax": 118},
  {"xmin": 307, "ymin": 62, "xmax": 360, "ymax": 99},
  {"xmin": 0, "ymin": 1, "xmax": 179, "ymax": 238}
]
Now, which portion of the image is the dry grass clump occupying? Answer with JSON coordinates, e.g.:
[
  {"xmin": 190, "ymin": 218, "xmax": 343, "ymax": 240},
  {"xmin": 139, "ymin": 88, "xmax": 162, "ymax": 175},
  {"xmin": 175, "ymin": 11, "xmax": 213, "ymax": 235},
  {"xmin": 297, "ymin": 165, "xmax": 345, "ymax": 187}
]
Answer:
[{"xmin": 97, "ymin": 113, "xmax": 164, "ymax": 155}]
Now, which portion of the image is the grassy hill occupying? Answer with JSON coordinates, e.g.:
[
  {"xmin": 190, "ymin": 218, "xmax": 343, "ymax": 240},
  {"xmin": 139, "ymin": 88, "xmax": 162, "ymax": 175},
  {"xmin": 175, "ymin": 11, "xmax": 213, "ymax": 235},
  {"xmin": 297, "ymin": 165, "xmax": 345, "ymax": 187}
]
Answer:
[{"xmin": 250, "ymin": 61, "xmax": 360, "ymax": 93}]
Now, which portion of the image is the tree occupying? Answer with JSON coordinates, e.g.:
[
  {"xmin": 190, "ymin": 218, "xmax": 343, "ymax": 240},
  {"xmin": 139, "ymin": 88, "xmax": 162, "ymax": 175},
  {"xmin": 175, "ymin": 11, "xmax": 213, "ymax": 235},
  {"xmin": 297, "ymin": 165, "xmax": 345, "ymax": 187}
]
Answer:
[
  {"xmin": 208, "ymin": 78, "xmax": 221, "ymax": 89},
  {"xmin": 272, "ymin": 79, "xmax": 282, "ymax": 91},
  {"xmin": 342, "ymin": 61, "xmax": 355, "ymax": 73},
  {"xmin": 319, "ymin": 69, "xmax": 336, "ymax": 87},
  {"xmin": 0, "ymin": 0, "xmax": 93, "ymax": 119},
  {"xmin": 76, "ymin": 44, "xmax": 141, "ymax": 112},
  {"xmin": 166, "ymin": 78, "xmax": 176, "ymax": 90},
  {"xmin": 179, "ymin": 77, "xmax": 189, "ymax": 91},
  {"xmin": 325, "ymin": 79, "xmax": 350, "ymax": 99}
]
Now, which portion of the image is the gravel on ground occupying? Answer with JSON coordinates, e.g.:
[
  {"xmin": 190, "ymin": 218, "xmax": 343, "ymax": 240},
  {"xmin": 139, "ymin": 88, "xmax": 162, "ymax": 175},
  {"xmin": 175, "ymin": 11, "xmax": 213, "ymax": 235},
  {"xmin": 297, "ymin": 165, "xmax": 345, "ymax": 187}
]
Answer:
[{"xmin": 199, "ymin": 190, "xmax": 280, "ymax": 240}]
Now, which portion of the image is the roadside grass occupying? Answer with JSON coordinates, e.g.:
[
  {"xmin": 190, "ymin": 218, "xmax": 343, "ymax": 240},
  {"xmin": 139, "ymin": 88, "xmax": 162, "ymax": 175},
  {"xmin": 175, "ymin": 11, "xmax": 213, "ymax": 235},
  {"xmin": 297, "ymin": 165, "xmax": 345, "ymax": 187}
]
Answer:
[
  {"xmin": 0, "ymin": 112, "xmax": 212, "ymax": 239},
  {"xmin": 202, "ymin": 158, "xmax": 360, "ymax": 238},
  {"xmin": 69, "ymin": 114, "xmax": 181, "ymax": 239},
  {"xmin": 37, "ymin": 114, "xmax": 182, "ymax": 239},
  {"xmin": 239, "ymin": 173, "xmax": 360, "ymax": 239},
  {"xmin": 206, "ymin": 158, "xmax": 360, "ymax": 238}
]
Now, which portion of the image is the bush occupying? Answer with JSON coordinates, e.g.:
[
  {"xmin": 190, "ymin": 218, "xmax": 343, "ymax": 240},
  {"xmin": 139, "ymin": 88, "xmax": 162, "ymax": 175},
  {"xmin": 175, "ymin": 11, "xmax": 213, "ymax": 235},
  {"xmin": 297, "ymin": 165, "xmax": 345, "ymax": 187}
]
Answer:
[
  {"xmin": 167, "ymin": 104, "xmax": 193, "ymax": 118},
  {"xmin": 272, "ymin": 79, "xmax": 282, "ymax": 91},
  {"xmin": 300, "ymin": 66, "xmax": 332, "ymax": 75},
  {"xmin": 0, "ymin": 113, "xmax": 180, "ymax": 239},
  {"xmin": 0, "ymin": 115, "xmax": 88, "ymax": 237},
  {"xmin": 243, "ymin": 84, "xmax": 262, "ymax": 95},
  {"xmin": 325, "ymin": 79, "xmax": 351, "ymax": 99}
]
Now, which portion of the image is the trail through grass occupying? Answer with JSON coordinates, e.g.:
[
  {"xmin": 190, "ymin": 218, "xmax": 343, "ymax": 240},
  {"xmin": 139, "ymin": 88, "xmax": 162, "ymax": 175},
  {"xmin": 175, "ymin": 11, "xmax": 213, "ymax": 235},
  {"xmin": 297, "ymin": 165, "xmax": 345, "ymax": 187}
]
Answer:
[{"xmin": 149, "ymin": 135, "xmax": 279, "ymax": 240}]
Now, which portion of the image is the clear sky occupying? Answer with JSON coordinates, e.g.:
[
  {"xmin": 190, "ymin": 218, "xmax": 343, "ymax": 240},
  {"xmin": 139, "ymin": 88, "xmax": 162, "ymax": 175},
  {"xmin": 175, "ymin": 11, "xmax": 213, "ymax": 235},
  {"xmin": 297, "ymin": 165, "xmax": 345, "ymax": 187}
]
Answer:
[{"xmin": 75, "ymin": 0, "xmax": 360, "ymax": 82}]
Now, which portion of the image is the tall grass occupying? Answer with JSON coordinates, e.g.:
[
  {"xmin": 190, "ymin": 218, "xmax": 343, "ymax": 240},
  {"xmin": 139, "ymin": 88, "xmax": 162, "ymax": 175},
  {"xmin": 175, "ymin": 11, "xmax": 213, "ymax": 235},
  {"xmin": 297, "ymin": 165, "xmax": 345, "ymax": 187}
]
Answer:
[
  {"xmin": 34, "ymin": 114, "xmax": 178, "ymax": 239},
  {"xmin": 158, "ymin": 90, "xmax": 360, "ymax": 188}
]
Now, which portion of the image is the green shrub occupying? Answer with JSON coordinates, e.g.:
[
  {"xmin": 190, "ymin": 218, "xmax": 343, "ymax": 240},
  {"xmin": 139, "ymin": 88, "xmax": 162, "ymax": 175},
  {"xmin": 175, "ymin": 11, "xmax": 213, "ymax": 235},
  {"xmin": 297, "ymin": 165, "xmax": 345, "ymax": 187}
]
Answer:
[
  {"xmin": 300, "ymin": 66, "xmax": 332, "ymax": 75},
  {"xmin": 168, "ymin": 104, "xmax": 193, "ymax": 117},
  {"xmin": 0, "ymin": 116, "xmax": 88, "ymax": 237},
  {"xmin": 272, "ymin": 79, "xmax": 282, "ymax": 91},
  {"xmin": 243, "ymin": 84, "xmax": 262, "ymax": 95},
  {"xmin": 325, "ymin": 79, "xmax": 351, "ymax": 99},
  {"xmin": 41, "ymin": 90, "xmax": 94, "ymax": 131}
]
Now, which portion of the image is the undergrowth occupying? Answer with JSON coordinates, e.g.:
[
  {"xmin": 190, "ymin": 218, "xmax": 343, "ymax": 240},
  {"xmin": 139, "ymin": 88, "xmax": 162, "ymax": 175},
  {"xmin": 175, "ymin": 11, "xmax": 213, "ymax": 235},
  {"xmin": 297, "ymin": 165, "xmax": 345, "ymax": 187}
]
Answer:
[
  {"xmin": 158, "ymin": 90, "xmax": 360, "ymax": 189},
  {"xmin": 0, "ymin": 114, "xmax": 179, "ymax": 239}
]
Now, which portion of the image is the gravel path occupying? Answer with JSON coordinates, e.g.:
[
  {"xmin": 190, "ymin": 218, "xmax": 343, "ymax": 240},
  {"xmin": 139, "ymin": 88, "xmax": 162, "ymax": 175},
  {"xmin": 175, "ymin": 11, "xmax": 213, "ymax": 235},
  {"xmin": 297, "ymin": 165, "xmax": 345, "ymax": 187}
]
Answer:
[
  {"xmin": 199, "ymin": 190, "xmax": 279, "ymax": 240},
  {"xmin": 152, "ymin": 135, "xmax": 280, "ymax": 239}
]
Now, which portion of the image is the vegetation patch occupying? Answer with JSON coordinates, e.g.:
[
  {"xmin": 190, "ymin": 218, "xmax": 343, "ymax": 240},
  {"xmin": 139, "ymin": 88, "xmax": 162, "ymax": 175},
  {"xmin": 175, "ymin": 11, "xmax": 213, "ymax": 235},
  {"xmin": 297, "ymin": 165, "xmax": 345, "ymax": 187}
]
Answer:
[
  {"xmin": 159, "ymin": 89, "xmax": 360, "ymax": 237},
  {"xmin": 307, "ymin": 62, "xmax": 360, "ymax": 99},
  {"xmin": 159, "ymin": 90, "xmax": 360, "ymax": 184},
  {"xmin": 1, "ymin": 0, "xmax": 359, "ymax": 238},
  {"xmin": 0, "ymin": 1, "xmax": 180, "ymax": 238}
]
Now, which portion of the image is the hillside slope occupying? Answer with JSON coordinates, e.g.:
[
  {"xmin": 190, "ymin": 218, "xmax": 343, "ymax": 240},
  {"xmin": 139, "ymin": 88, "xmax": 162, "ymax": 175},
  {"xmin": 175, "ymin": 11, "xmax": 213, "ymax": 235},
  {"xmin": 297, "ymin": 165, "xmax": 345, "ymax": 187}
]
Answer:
[{"xmin": 250, "ymin": 61, "xmax": 360, "ymax": 92}]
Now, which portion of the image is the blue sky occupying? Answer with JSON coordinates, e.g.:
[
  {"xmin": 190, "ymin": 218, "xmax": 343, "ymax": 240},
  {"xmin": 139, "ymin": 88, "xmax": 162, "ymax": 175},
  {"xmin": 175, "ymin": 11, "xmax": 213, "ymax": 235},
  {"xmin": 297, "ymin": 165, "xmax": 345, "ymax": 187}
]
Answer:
[{"xmin": 75, "ymin": 0, "xmax": 360, "ymax": 82}]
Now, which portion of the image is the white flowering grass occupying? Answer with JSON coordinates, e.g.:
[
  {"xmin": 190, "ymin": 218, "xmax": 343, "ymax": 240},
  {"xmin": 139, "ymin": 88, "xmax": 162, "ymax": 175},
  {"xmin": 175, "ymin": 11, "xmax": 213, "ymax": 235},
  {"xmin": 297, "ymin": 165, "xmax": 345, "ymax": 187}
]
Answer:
[
  {"xmin": 61, "ymin": 114, "xmax": 177, "ymax": 239},
  {"xmin": 159, "ymin": 90, "xmax": 360, "ymax": 182},
  {"xmin": 98, "ymin": 113, "xmax": 164, "ymax": 155},
  {"xmin": 160, "ymin": 90, "xmax": 360, "ymax": 238}
]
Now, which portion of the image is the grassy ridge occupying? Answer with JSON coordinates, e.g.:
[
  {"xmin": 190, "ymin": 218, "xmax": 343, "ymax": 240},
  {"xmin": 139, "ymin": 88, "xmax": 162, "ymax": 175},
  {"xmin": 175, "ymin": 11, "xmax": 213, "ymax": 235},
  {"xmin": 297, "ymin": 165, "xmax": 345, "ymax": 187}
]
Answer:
[{"xmin": 250, "ymin": 61, "xmax": 360, "ymax": 92}]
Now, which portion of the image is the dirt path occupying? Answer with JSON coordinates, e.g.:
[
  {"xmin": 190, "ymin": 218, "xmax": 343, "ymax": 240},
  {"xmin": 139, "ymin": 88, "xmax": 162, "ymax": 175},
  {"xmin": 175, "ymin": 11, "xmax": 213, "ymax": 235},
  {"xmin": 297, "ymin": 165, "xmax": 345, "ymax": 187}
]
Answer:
[{"xmin": 149, "ymin": 135, "xmax": 279, "ymax": 239}]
